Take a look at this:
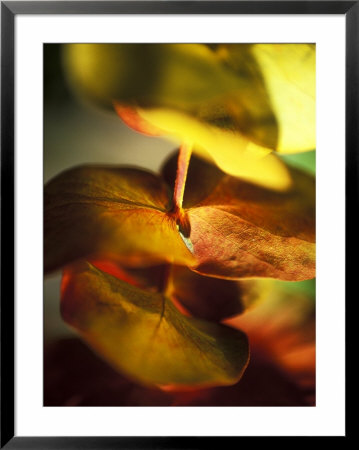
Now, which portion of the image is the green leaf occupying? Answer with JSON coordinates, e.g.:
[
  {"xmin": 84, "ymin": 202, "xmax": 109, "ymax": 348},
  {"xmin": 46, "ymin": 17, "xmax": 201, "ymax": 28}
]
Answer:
[
  {"xmin": 279, "ymin": 151, "xmax": 316, "ymax": 175},
  {"xmin": 61, "ymin": 261, "xmax": 249, "ymax": 388}
]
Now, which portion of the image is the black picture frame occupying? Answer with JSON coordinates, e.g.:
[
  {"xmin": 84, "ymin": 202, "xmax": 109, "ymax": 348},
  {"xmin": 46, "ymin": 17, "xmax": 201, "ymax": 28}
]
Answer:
[{"xmin": 1, "ymin": 1, "xmax": 355, "ymax": 447}]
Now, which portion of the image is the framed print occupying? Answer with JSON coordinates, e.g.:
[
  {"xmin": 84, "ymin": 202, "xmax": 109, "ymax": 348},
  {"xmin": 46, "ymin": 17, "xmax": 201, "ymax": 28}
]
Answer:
[{"xmin": 1, "ymin": 1, "xmax": 355, "ymax": 447}]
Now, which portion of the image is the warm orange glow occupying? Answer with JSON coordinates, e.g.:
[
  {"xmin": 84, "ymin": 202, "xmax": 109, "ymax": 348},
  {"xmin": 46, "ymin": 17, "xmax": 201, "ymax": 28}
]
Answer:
[
  {"xmin": 227, "ymin": 290, "xmax": 315, "ymax": 394},
  {"xmin": 114, "ymin": 103, "xmax": 163, "ymax": 136},
  {"xmin": 44, "ymin": 44, "xmax": 316, "ymax": 406},
  {"xmin": 90, "ymin": 259, "xmax": 140, "ymax": 286},
  {"xmin": 60, "ymin": 270, "xmax": 72, "ymax": 298},
  {"xmin": 168, "ymin": 295, "xmax": 192, "ymax": 317}
]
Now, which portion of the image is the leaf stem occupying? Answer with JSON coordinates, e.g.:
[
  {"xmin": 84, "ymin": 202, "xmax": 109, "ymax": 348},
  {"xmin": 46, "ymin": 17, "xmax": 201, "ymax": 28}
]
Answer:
[
  {"xmin": 173, "ymin": 142, "xmax": 192, "ymax": 211},
  {"xmin": 171, "ymin": 142, "xmax": 192, "ymax": 237}
]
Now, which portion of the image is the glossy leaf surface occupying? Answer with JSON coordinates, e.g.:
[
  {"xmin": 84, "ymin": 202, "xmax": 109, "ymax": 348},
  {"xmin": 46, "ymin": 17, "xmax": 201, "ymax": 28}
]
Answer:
[
  {"xmin": 61, "ymin": 262, "xmax": 249, "ymax": 388},
  {"xmin": 44, "ymin": 165, "xmax": 194, "ymax": 274}
]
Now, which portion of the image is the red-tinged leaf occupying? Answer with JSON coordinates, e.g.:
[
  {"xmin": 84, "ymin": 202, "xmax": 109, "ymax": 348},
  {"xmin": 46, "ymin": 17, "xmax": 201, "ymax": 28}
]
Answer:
[
  {"xmin": 44, "ymin": 165, "xmax": 195, "ymax": 274},
  {"xmin": 90, "ymin": 261, "xmax": 248, "ymax": 322},
  {"xmin": 163, "ymin": 153, "xmax": 315, "ymax": 281},
  {"xmin": 170, "ymin": 266, "xmax": 244, "ymax": 321},
  {"xmin": 61, "ymin": 261, "xmax": 249, "ymax": 388},
  {"xmin": 114, "ymin": 104, "xmax": 163, "ymax": 137},
  {"xmin": 188, "ymin": 206, "xmax": 315, "ymax": 281},
  {"xmin": 45, "ymin": 156, "xmax": 315, "ymax": 281}
]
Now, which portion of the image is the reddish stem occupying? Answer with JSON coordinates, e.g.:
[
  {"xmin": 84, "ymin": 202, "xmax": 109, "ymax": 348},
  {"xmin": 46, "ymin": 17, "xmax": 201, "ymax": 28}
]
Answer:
[
  {"xmin": 173, "ymin": 142, "xmax": 192, "ymax": 212},
  {"xmin": 170, "ymin": 142, "xmax": 192, "ymax": 237}
]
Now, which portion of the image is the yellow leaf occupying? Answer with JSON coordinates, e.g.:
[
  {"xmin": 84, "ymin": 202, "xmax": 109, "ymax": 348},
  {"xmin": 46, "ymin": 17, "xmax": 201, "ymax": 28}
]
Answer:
[
  {"xmin": 61, "ymin": 261, "xmax": 249, "ymax": 388},
  {"xmin": 90, "ymin": 262, "xmax": 248, "ymax": 322},
  {"xmin": 251, "ymin": 44, "xmax": 316, "ymax": 153},
  {"xmin": 62, "ymin": 43, "xmax": 242, "ymax": 111},
  {"xmin": 44, "ymin": 165, "xmax": 194, "ymax": 274},
  {"xmin": 120, "ymin": 106, "xmax": 292, "ymax": 191},
  {"xmin": 63, "ymin": 43, "xmax": 315, "ymax": 187}
]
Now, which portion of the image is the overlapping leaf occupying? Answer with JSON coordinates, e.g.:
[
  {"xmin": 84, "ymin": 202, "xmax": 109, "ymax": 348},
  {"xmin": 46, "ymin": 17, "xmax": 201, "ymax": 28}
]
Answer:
[
  {"xmin": 63, "ymin": 43, "xmax": 315, "ymax": 191},
  {"xmin": 163, "ymin": 153, "xmax": 315, "ymax": 281},
  {"xmin": 89, "ymin": 261, "xmax": 248, "ymax": 322},
  {"xmin": 44, "ymin": 336, "xmax": 313, "ymax": 406},
  {"xmin": 117, "ymin": 106, "xmax": 292, "ymax": 191},
  {"xmin": 64, "ymin": 43, "xmax": 281, "ymax": 178},
  {"xmin": 45, "ymin": 43, "xmax": 317, "ymax": 399},
  {"xmin": 45, "ymin": 155, "xmax": 315, "ymax": 280},
  {"xmin": 61, "ymin": 261, "xmax": 249, "ymax": 388},
  {"xmin": 63, "ymin": 43, "xmax": 315, "ymax": 152},
  {"xmin": 46, "ymin": 277, "xmax": 315, "ymax": 405},
  {"xmin": 170, "ymin": 266, "xmax": 245, "ymax": 321},
  {"xmin": 216, "ymin": 44, "xmax": 316, "ymax": 153},
  {"xmin": 44, "ymin": 165, "xmax": 194, "ymax": 274}
]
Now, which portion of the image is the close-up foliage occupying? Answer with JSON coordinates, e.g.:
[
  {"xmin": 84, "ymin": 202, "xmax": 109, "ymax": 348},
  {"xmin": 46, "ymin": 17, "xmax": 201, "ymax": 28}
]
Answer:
[{"xmin": 44, "ymin": 43, "xmax": 316, "ymax": 406}]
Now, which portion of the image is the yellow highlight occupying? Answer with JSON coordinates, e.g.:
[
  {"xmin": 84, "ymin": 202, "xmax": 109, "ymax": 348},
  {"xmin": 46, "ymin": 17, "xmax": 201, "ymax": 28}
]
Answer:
[
  {"xmin": 63, "ymin": 43, "xmax": 316, "ymax": 186},
  {"xmin": 138, "ymin": 108, "xmax": 292, "ymax": 191},
  {"xmin": 252, "ymin": 44, "xmax": 316, "ymax": 153}
]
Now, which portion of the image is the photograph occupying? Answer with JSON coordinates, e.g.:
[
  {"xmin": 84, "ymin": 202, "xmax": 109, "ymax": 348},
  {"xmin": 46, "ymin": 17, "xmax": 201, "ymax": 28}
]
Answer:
[{"xmin": 43, "ymin": 43, "xmax": 316, "ymax": 407}]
